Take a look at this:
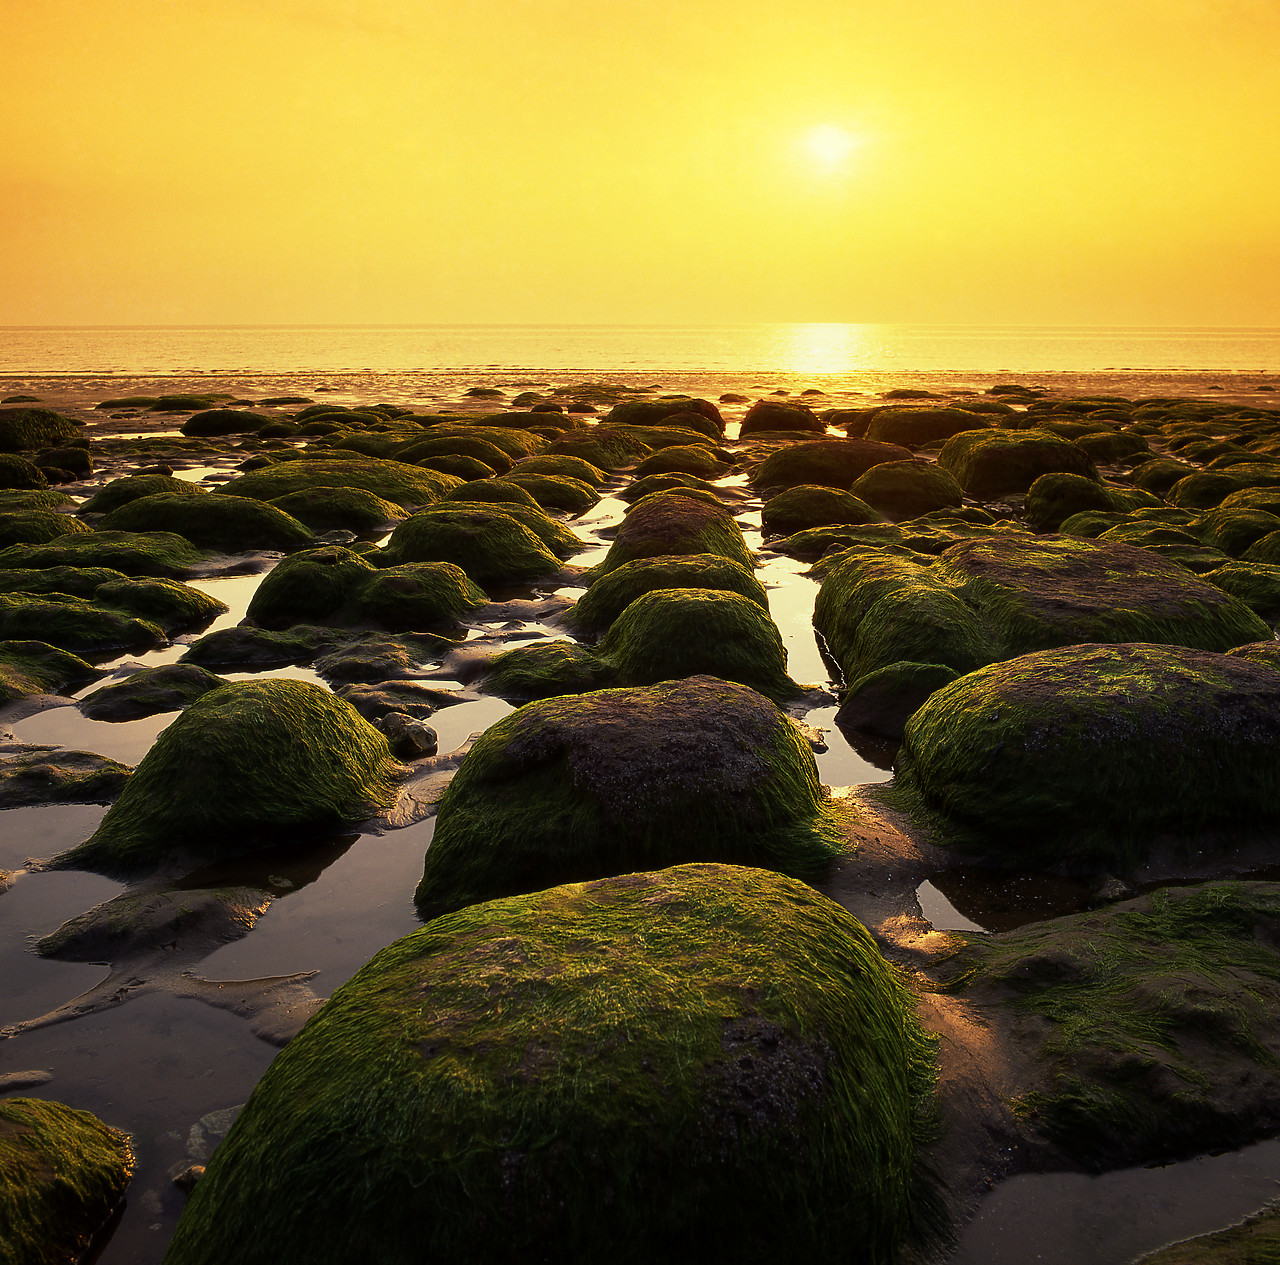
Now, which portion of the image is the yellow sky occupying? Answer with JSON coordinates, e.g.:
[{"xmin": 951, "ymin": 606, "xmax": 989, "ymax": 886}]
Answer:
[{"xmin": 2, "ymin": 0, "xmax": 1278, "ymax": 325}]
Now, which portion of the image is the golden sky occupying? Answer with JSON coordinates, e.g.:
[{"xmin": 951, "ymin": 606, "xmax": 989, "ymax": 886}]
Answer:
[{"xmin": 3, "ymin": 0, "xmax": 1278, "ymax": 325}]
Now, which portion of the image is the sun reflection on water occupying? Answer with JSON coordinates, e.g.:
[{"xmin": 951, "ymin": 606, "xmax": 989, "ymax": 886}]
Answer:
[{"xmin": 775, "ymin": 323, "xmax": 875, "ymax": 376}]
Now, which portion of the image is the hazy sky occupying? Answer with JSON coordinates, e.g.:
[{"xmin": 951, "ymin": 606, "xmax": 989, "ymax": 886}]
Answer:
[{"xmin": 3, "ymin": 0, "xmax": 1278, "ymax": 325}]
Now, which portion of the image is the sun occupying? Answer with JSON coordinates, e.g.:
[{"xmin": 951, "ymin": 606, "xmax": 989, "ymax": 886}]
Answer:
[{"xmin": 801, "ymin": 124, "xmax": 860, "ymax": 168}]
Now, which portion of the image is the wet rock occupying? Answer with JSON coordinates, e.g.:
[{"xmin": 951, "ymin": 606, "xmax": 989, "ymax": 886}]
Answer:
[
  {"xmin": 938, "ymin": 428, "xmax": 1098, "ymax": 497},
  {"xmin": 0, "ymin": 591, "xmax": 165, "ymax": 655},
  {"xmin": 0, "ymin": 743, "xmax": 131, "ymax": 806},
  {"xmin": 164, "ymin": 864, "xmax": 932, "ymax": 1265},
  {"xmin": 591, "ymin": 490, "xmax": 754, "ymax": 576},
  {"xmin": 0, "ymin": 455, "xmax": 49, "ymax": 490},
  {"xmin": 511, "ymin": 453, "xmax": 608, "ymax": 486},
  {"xmin": 480, "ymin": 641, "xmax": 616, "ymax": 702},
  {"xmin": 99, "ymin": 493, "xmax": 315, "ymax": 554},
  {"xmin": 566, "ymin": 553, "xmax": 768, "ymax": 634},
  {"xmin": 0, "ymin": 530, "xmax": 207, "ymax": 578},
  {"xmin": 866, "ymin": 407, "xmax": 992, "ymax": 448},
  {"xmin": 761, "ymin": 485, "xmax": 883, "ymax": 537},
  {"xmin": 314, "ymin": 635, "xmax": 447, "ymax": 684},
  {"xmin": 372, "ymin": 711, "xmax": 438, "ymax": 760},
  {"xmin": 1022, "ymin": 472, "xmax": 1160, "ymax": 532},
  {"xmin": 0, "ymin": 407, "xmax": 83, "ymax": 452},
  {"xmin": 93, "ymin": 577, "xmax": 227, "ymax": 634},
  {"xmin": 35, "ymin": 451, "xmax": 91, "ymax": 481},
  {"xmin": 443, "ymin": 478, "xmax": 540, "ymax": 509},
  {"xmin": 173, "ymin": 1165, "xmax": 205, "ymax": 1194},
  {"xmin": 181, "ymin": 409, "xmax": 271, "ymax": 437},
  {"xmin": 849, "ymin": 459, "xmax": 965, "ymax": 522},
  {"xmin": 936, "ymin": 882, "xmax": 1280, "ymax": 1170},
  {"xmin": 416, "ymin": 676, "xmax": 843, "ymax": 917},
  {"xmin": 216, "ymin": 458, "xmax": 459, "ymax": 511},
  {"xmin": 180, "ymin": 625, "xmax": 332, "ymax": 670},
  {"xmin": 78, "ymin": 664, "xmax": 227, "ymax": 721},
  {"xmin": 334, "ymin": 680, "xmax": 455, "ymax": 722},
  {"xmin": 55, "ymin": 679, "xmax": 400, "ymax": 874},
  {"xmin": 544, "ymin": 426, "xmax": 654, "ymax": 471},
  {"xmin": 0, "ymin": 510, "xmax": 91, "ymax": 548},
  {"xmin": 499, "ymin": 471, "xmax": 599, "ymax": 513},
  {"xmin": 603, "ymin": 395, "xmax": 725, "ymax": 434},
  {"xmin": 894, "ymin": 643, "xmax": 1280, "ymax": 868},
  {"xmin": 0, "ymin": 640, "xmax": 100, "ymax": 705},
  {"xmin": 739, "ymin": 399, "xmax": 826, "ymax": 435},
  {"xmin": 632, "ymin": 443, "xmax": 728, "ymax": 479},
  {"xmin": 0, "ymin": 1098, "xmax": 134, "ymax": 1263},
  {"xmin": 80, "ymin": 474, "xmax": 206, "ymax": 515},
  {"xmin": 836, "ymin": 661, "xmax": 960, "ymax": 739},
  {"xmin": 750, "ymin": 438, "xmax": 912, "ymax": 491},
  {"xmin": 378, "ymin": 506, "xmax": 565, "ymax": 583}
]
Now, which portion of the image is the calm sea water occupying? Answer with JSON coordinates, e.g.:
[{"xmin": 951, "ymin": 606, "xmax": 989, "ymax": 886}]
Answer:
[{"xmin": 2, "ymin": 324, "xmax": 1279, "ymax": 378}]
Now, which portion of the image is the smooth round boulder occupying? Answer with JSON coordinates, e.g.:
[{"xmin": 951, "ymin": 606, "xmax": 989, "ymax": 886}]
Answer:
[
  {"xmin": 866, "ymin": 407, "xmax": 993, "ymax": 448},
  {"xmin": 215, "ymin": 458, "xmax": 459, "ymax": 510},
  {"xmin": 77, "ymin": 664, "xmax": 227, "ymax": 721},
  {"xmin": 750, "ymin": 438, "xmax": 912, "ymax": 492},
  {"xmin": 165, "ymin": 864, "xmax": 933, "ymax": 1265},
  {"xmin": 938, "ymin": 428, "xmax": 1098, "ymax": 497},
  {"xmin": 738, "ymin": 399, "xmax": 825, "ymax": 435},
  {"xmin": 378, "ymin": 506, "xmax": 562, "ymax": 583},
  {"xmin": 99, "ymin": 493, "xmax": 314, "ymax": 554},
  {"xmin": 850, "ymin": 460, "xmax": 965, "ymax": 522},
  {"xmin": 761, "ymin": 485, "xmax": 882, "ymax": 537},
  {"xmin": 415, "ymin": 676, "xmax": 842, "ymax": 917},
  {"xmin": 56, "ymin": 679, "xmax": 399, "ymax": 874},
  {"xmin": 591, "ymin": 491, "xmax": 753, "ymax": 575}
]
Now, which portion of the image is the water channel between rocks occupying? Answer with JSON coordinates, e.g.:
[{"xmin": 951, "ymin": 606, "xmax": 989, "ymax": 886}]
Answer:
[{"xmin": 1, "ymin": 412, "xmax": 1277, "ymax": 1264}]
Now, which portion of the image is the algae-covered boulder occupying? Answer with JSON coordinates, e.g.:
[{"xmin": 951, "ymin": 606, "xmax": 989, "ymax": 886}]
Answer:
[
  {"xmin": 56, "ymin": 679, "xmax": 399, "ymax": 874},
  {"xmin": 761, "ymin": 485, "xmax": 882, "ymax": 537},
  {"xmin": 618, "ymin": 472, "xmax": 724, "ymax": 503},
  {"xmin": 1023, "ymin": 472, "xmax": 1161, "ymax": 532},
  {"xmin": 0, "ymin": 455, "xmax": 48, "ymax": 490},
  {"xmin": 99, "ymin": 493, "xmax": 314, "ymax": 554},
  {"xmin": 0, "ymin": 640, "xmax": 99, "ymax": 704},
  {"xmin": 0, "ymin": 510, "xmax": 89, "ymax": 548},
  {"xmin": 93, "ymin": 577, "xmax": 227, "ymax": 633},
  {"xmin": 1196, "ymin": 506, "xmax": 1280, "ymax": 557},
  {"xmin": 0, "ymin": 1098, "xmax": 134, "ymax": 1265},
  {"xmin": 416, "ymin": 677, "xmax": 841, "ymax": 917},
  {"xmin": 895, "ymin": 643, "xmax": 1280, "ymax": 867},
  {"xmin": 266, "ymin": 486, "xmax": 407, "ymax": 533},
  {"xmin": 739, "ymin": 399, "xmax": 825, "ymax": 435},
  {"xmin": 0, "ymin": 406, "xmax": 83, "ymax": 452},
  {"xmin": 512, "ymin": 453, "xmax": 608, "ymax": 486},
  {"xmin": 938, "ymin": 428, "xmax": 1098, "ymax": 497},
  {"xmin": 1204, "ymin": 561, "xmax": 1280, "ymax": 615},
  {"xmin": 78, "ymin": 663, "xmax": 227, "ymax": 721},
  {"xmin": 1131, "ymin": 457, "xmax": 1198, "ymax": 496},
  {"xmin": 499, "ymin": 471, "xmax": 599, "ymax": 512},
  {"xmin": 423, "ymin": 500, "xmax": 582, "ymax": 558},
  {"xmin": 937, "ymin": 882, "xmax": 1280, "ymax": 1170},
  {"xmin": 591, "ymin": 491, "xmax": 754, "ymax": 576},
  {"xmin": 164, "ymin": 864, "xmax": 933, "ymax": 1265},
  {"xmin": 814, "ymin": 535, "xmax": 1270, "ymax": 694},
  {"xmin": 604, "ymin": 394, "xmax": 725, "ymax": 431},
  {"xmin": 216, "ymin": 458, "xmax": 459, "ymax": 510},
  {"xmin": 836, "ymin": 661, "xmax": 961, "ymax": 739},
  {"xmin": 482, "ymin": 640, "xmax": 617, "ymax": 701},
  {"xmin": 749, "ymin": 438, "xmax": 912, "ymax": 492},
  {"xmin": 546, "ymin": 427, "xmax": 652, "ymax": 471},
  {"xmin": 597, "ymin": 589, "xmax": 801, "ymax": 702},
  {"xmin": 0, "ymin": 592, "xmax": 164, "ymax": 655},
  {"xmin": 0, "ymin": 531, "xmax": 206, "ymax": 578},
  {"xmin": 849, "ymin": 460, "xmax": 965, "ymax": 522},
  {"xmin": 80, "ymin": 474, "xmax": 205, "ymax": 515},
  {"xmin": 246, "ymin": 547, "xmax": 485, "ymax": 629},
  {"xmin": 181, "ymin": 625, "xmax": 330, "ymax": 669},
  {"xmin": 378, "ymin": 506, "xmax": 562, "ymax": 583},
  {"xmin": 632, "ymin": 443, "xmax": 727, "ymax": 479},
  {"xmin": 866, "ymin": 407, "xmax": 993, "ymax": 448},
  {"xmin": 567, "ymin": 553, "xmax": 768, "ymax": 634},
  {"xmin": 0, "ymin": 747, "xmax": 131, "ymax": 807},
  {"xmin": 181, "ymin": 408, "xmax": 270, "ymax": 437}
]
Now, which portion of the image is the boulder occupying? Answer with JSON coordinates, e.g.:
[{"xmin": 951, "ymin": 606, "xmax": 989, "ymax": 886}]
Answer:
[{"xmin": 591, "ymin": 491, "xmax": 753, "ymax": 576}]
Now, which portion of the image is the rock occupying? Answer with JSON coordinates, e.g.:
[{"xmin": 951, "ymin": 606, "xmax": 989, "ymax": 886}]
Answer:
[
  {"xmin": 0, "ymin": 407, "xmax": 83, "ymax": 452},
  {"xmin": 936, "ymin": 882, "xmax": 1280, "ymax": 1169},
  {"xmin": 443, "ymin": 478, "xmax": 540, "ymax": 509},
  {"xmin": 377, "ymin": 507, "xmax": 563, "ymax": 583},
  {"xmin": 0, "ymin": 530, "xmax": 206, "ymax": 578},
  {"xmin": 566, "ymin": 553, "xmax": 768, "ymax": 634},
  {"xmin": 761, "ymin": 485, "xmax": 883, "ymax": 537},
  {"xmin": 498, "ymin": 472, "xmax": 598, "ymax": 513},
  {"xmin": 1022, "ymin": 472, "xmax": 1160, "ymax": 532},
  {"xmin": 92, "ymin": 577, "xmax": 227, "ymax": 634},
  {"xmin": 372, "ymin": 711, "xmax": 438, "ymax": 760},
  {"xmin": 591, "ymin": 491, "xmax": 754, "ymax": 576},
  {"xmin": 865, "ymin": 407, "xmax": 992, "ymax": 448},
  {"xmin": 0, "ymin": 1098, "xmax": 134, "ymax": 1263},
  {"xmin": 81, "ymin": 475, "xmax": 205, "ymax": 514},
  {"xmin": 180, "ymin": 625, "xmax": 331, "ymax": 670},
  {"xmin": 99, "ymin": 493, "xmax": 314, "ymax": 554},
  {"xmin": 511, "ymin": 454, "xmax": 608, "ymax": 486},
  {"xmin": 163, "ymin": 865, "xmax": 932, "ymax": 1265},
  {"xmin": 632, "ymin": 444, "xmax": 728, "ymax": 479},
  {"xmin": 54, "ymin": 680, "xmax": 400, "ymax": 874},
  {"xmin": 173, "ymin": 1165, "xmax": 205, "ymax": 1194},
  {"xmin": 937, "ymin": 428, "xmax": 1098, "ymax": 497},
  {"xmin": 394, "ymin": 435, "xmax": 515, "ymax": 474},
  {"xmin": 313, "ymin": 635, "xmax": 445, "ymax": 684},
  {"xmin": 545, "ymin": 427, "xmax": 653, "ymax": 471},
  {"xmin": 0, "ymin": 510, "xmax": 90, "ymax": 548},
  {"xmin": 894, "ymin": 643, "xmax": 1280, "ymax": 867},
  {"xmin": 0, "ymin": 640, "xmax": 100, "ymax": 705},
  {"xmin": 0, "ymin": 591, "xmax": 165, "ymax": 655},
  {"xmin": 415, "ymin": 676, "xmax": 842, "ymax": 917},
  {"xmin": 836, "ymin": 661, "xmax": 960, "ymax": 739},
  {"xmin": 216, "ymin": 458, "xmax": 459, "ymax": 511},
  {"xmin": 603, "ymin": 396, "xmax": 725, "ymax": 434},
  {"xmin": 739, "ymin": 399, "xmax": 826, "ymax": 435},
  {"xmin": 480, "ymin": 641, "xmax": 616, "ymax": 702},
  {"xmin": 749, "ymin": 438, "xmax": 914, "ymax": 492},
  {"xmin": 848, "ymin": 459, "xmax": 965, "ymax": 522},
  {"xmin": 181, "ymin": 409, "xmax": 272, "ymax": 437},
  {"xmin": 78, "ymin": 664, "xmax": 227, "ymax": 721},
  {"xmin": 0, "ymin": 455, "xmax": 48, "ymax": 490},
  {"xmin": 0, "ymin": 744, "xmax": 132, "ymax": 806}
]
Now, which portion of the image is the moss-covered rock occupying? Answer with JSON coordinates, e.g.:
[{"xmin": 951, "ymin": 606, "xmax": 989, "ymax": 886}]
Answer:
[
  {"xmin": 216, "ymin": 458, "xmax": 459, "ymax": 510},
  {"xmin": 1133, "ymin": 1203, "xmax": 1280, "ymax": 1264},
  {"xmin": 1130, "ymin": 457, "xmax": 1199, "ymax": 496},
  {"xmin": 81, "ymin": 474, "xmax": 205, "ymax": 515},
  {"xmin": 246, "ymin": 547, "xmax": 484, "ymax": 629},
  {"xmin": 749, "ymin": 438, "xmax": 913, "ymax": 492},
  {"xmin": 938, "ymin": 882, "xmax": 1280, "ymax": 1170},
  {"xmin": 1167, "ymin": 471, "xmax": 1247, "ymax": 510},
  {"xmin": 938, "ymin": 429, "xmax": 1098, "ymax": 497},
  {"xmin": 1096, "ymin": 521, "xmax": 1232, "ymax": 573},
  {"xmin": 0, "ymin": 531, "xmax": 206, "ymax": 578},
  {"xmin": 1195, "ymin": 506, "xmax": 1280, "ymax": 557},
  {"xmin": 850, "ymin": 460, "xmax": 965, "ymax": 522},
  {"xmin": 94, "ymin": 577, "xmax": 227, "ymax": 633},
  {"xmin": 1202, "ymin": 561, "xmax": 1280, "ymax": 616},
  {"xmin": 0, "ymin": 407, "xmax": 83, "ymax": 452},
  {"xmin": 78, "ymin": 664, "xmax": 227, "ymax": 721},
  {"xmin": 0, "ymin": 1098, "xmax": 134, "ymax": 1265},
  {"xmin": 0, "ymin": 747, "xmax": 131, "ymax": 806},
  {"xmin": 591, "ymin": 491, "xmax": 754, "ymax": 576},
  {"xmin": 0, "ymin": 454, "xmax": 49, "ymax": 490},
  {"xmin": 181, "ymin": 625, "xmax": 330, "ymax": 669},
  {"xmin": 1243, "ymin": 531, "xmax": 1280, "ymax": 566},
  {"xmin": 267, "ymin": 486, "xmax": 407, "ymax": 533},
  {"xmin": 164, "ymin": 863, "xmax": 932, "ymax": 1265},
  {"xmin": 1023, "ymin": 473, "xmax": 1161, "ymax": 532},
  {"xmin": 0, "ymin": 640, "xmax": 99, "ymax": 704},
  {"xmin": 414, "ymin": 678, "xmax": 842, "ymax": 919},
  {"xmin": 443, "ymin": 477, "xmax": 540, "ymax": 509},
  {"xmin": 482, "ymin": 640, "xmax": 617, "ymax": 701},
  {"xmin": 98, "ymin": 492, "xmax": 314, "ymax": 554},
  {"xmin": 0, "ymin": 510, "xmax": 89, "ymax": 548},
  {"xmin": 761, "ymin": 485, "xmax": 883, "ymax": 537},
  {"xmin": 499, "ymin": 471, "xmax": 599, "ymax": 512},
  {"xmin": 813, "ymin": 535, "xmax": 1269, "ymax": 693},
  {"xmin": 739, "ymin": 399, "xmax": 826, "ymax": 435},
  {"xmin": 604, "ymin": 395, "xmax": 725, "ymax": 432},
  {"xmin": 0, "ymin": 592, "xmax": 164, "ymax": 654},
  {"xmin": 596, "ymin": 589, "xmax": 801, "ymax": 702},
  {"xmin": 895, "ymin": 643, "xmax": 1280, "ymax": 867},
  {"xmin": 632, "ymin": 443, "xmax": 727, "ymax": 479},
  {"xmin": 866, "ymin": 407, "xmax": 993, "ymax": 448},
  {"xmin": 545, "ymin": 427, "xmax": 653, "ymax": 470},
  {"xmin": 392, "ymin": 435, "xmax": 515, "ymax": 474},
  {"xmin": 181, "ymin": 408, "xmax": 271, "ymax": 437},
  {"xmin": 407, "ymin": 500, "xmax": 580, "ymax": 558},
  {"xmin": 56, "ymin": 680, "xmax": 399, "ymax": 874},
  {"xmin": 512, "ymin": 453, "xmax": 608, "ymax": 486},
  {"xmin": 378, "ymin": 506, "xmax": 562, "ymax": 583},
  {"xmin": 567, "ymin": 554, "xmax": 768, "ymax": 634},
  {"xmin": 836, "ymin": 661, "xmax": 961, "ymax": 739},
  {"xmin": 0, "ymin": 489, "xmax": 72, "ymax": 515}
]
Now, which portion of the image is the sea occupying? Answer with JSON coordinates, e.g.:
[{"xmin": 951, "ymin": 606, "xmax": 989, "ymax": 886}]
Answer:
[{"xmin": 2, "ymin": 325, "xmax": 1279, "ymax": 396}]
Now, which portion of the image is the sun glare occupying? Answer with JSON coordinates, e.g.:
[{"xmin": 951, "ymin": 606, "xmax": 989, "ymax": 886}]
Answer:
[{"xmin": 801, "ymin": 124, "xmax": 860, "ymax": 168}]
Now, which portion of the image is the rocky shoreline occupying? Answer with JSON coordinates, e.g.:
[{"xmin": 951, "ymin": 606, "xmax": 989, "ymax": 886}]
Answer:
[{"xmin": 2, "ymin": 375, "xmax": 1280, "ymax": 1263}]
